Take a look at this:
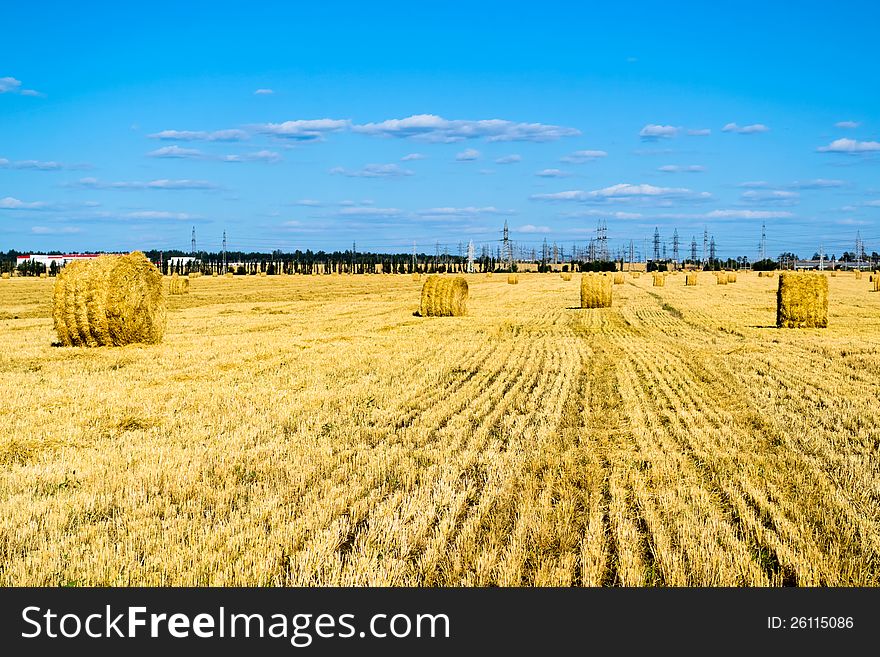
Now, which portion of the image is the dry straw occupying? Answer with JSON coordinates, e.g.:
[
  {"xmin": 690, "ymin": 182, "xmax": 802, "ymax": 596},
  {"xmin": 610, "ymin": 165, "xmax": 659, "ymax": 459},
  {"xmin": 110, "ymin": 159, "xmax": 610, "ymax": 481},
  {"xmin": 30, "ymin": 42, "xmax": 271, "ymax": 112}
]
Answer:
[
  {"xmin": 212, "ymin": 272, "xmax": 219, "ymax": 277},
  {"xmin": 419, "ymin": 275, "xmax": 468, "ymax": 316},
  {"xmin": 613, "ymin": 273, "xmax": 624, "ymax": 285},
  {"xmin": 1, "ymin": 273, "xmax": 9, "ymax": 279},
  {"xmin": 855, "ymin": 270, "xmax": 862, "ymax": 280},
  {"xmin": 777, "ymin": 271, "xmax": 828, "ymax": 328},
  {"xmin": 260, "ymin": 271, "xmax": 267, "ymax": 277},
  {"xmin": 653, "ymin": 273, "xmax": 665, "ymax": 287},
  {"xmin": 874, "ymin": 277, "xmax": 880, "ymax": 292},
  {"xmin": 189, "ymin": 272, "xmax": 202, "ymax": 278},
  {"xmin": 53, "ymin": 251, "xmax": 166, "ymax": 346},
  {"xmin": 715, "ymin": 272, "xmax": 728, "ymax": 285},
  {"xmin": 169, "ymin": 275, "xmax": 190, "ymax": 295},
  {"xmin": 631, "ymin": 272, "xmax": 641, "ymax": 278},
  {"xmin": 728, "ymin": 272, "xmax": 737, "ymax": 283},
  {"xmin": 560, "ymin": 272, "xmax": 573, "ymax": 281},
  {"xmin": 685, "ymin": 273, "xmax": 698, "ymax": 286},
  {"xmin": 508, "ymin": 274, "xmax": 519, "ymax": 284},
  {"xmin": 412, "ymin": 272, "xmax": 421, "ymax": 282},
  {"xmin": 580, "ymin": 273, "xmax": 613, "ymax": 308},
  {"xmin": 225, "ymin": 272, "xmax": 234, "ymax": 278}
]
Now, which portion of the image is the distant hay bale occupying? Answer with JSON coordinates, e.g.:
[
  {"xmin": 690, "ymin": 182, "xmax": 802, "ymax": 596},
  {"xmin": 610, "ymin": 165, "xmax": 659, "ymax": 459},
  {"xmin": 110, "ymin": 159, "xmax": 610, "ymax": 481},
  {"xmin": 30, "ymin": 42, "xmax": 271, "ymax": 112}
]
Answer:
[
  {"xmin": 560, "ymin": 272, "xmax": 572, "ymax": 281},
  {"xmin": 52, "ymin": 251, "xmax": 166, "ymax": 347},
  {"xmin": 40, "ymin": 273, "xmax": 48, "ymax": 278},
  {"xmin": 855, "ymin": 270, "xmax": 862, "ymax": 280},
  {"xmin": 580, "ymin": 274, "xmax": 612, "ymax": 308},
  {"xmin": 1, "ymin": 273, "xmax": 9, "ymax": 279},
  {"xmin": 652, "ymin": 273, "xmax": 665, "ymax": 287},
  {"xmin": 169, "ymin": 276, "xmax": 190, "ymax": 295},
  {"xmin": 412, "ymin": 272, "xmax": 420, "ymax": 282},
  {"xmin": 189, "ymin": 272, "xmax": 201, "ymax": 278},
  {"xmin": 728, "ymin": 272, "xmax": 737, "ymax": 283},
  {"xmin": 777, "ymin": 272, "xmax": 828, "ymax": 329},
  {"xmin": 212, "ymin": 272, "xmax": 218, "ymax": 277},
  {"xmin": 874, "ymin": 277, "xmax": 880, "ymax": 292},
  {"xmin": 758, "ymin": 271, "xmax": 775, "ymax": 278},
  {"xmin": 685, "ymin": 273, "xmax": 698, "ymax": 286},
  {"xmin": 715, "ymin": 272, "xmax": 728, "ymax": 285},
  {"xmin": 419, "ymin": 275, "xmax": 468, "ymax": 316},
  {"xmin": 507, "ymin": 274, "xmax": 519, "ymax": 284},
  {"xmin": 485, "ymin": 272, "xmax": 493, "ymax": 278},
  {"xmin": 260, "ymin": 271, "xmax": 267, "ymax": 277},
  {"xmin": 631, "ymin": 272, "xmax": 641, "ymax": 278},
  {"xmin": 225, "ymin": 272, "xmax": 234, "ymax": 278},
  {"xmin": 613, "ymin": 273, "xmax": 624, "ymax": 285}
]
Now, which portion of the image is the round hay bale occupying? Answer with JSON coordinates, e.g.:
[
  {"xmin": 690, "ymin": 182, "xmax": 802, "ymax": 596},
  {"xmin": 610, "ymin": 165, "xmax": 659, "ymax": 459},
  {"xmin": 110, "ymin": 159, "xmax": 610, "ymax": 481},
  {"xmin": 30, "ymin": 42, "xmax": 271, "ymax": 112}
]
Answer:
[
  {"xmin": 53, "ymin": 252, "xmax": 166, "ymax": 346},
  {"xmin": 855, "ymin": 270, "xmax": 862, "ymax": 280},
  {"xmin": 507, "ymin": 274, "xmax": 519, "ymax": 285},
  {"xmin": 728, "ymin": 272, "xmax": 737, "ymax": 283},
  {"xmin": 189, "ymin": 271, "xmax": 202, "ymax": 278},
  {"xmin": 260, "ymin": 271, "xmax": 267, "ymax": 277},
  {"xmin": 169, "ymin": 276, "xmax": 190, "ymax": 295},
  {"xmin": 777, "ymin": 272, "xmax": 828, "ymax": 328},
  {"xmin": 485, "ymin": 272, "xmax": 493, "ymax": 278},
  {"xmin": 631, "ymin": 272, "xmax": 641, "ymax": 278},
  {"xmin": 412, "ymin": 272, "xmax": 421, "ymax": 282},
  {"xmin": 874, "ymin": 277, "xmax": 880, "ymax": 292},
  {"xmin": 685, "ymin": 273, "xmax": 698, "ymax": 286},
  {"xmin": 40, "ymin": 272, "xmax": 48, "ymax": 278},
  {"xmin": 1, "ymin": 272, "xmax": 9, "ymax": 279},
  {"xmin": 560, "ymin": 272, "xmax": 573, "ymax": 281},
  {"xmin": 419, "ymin": 275, "xmax": 468, "ymax": 316},
  {"xmin": 715, "ymin": 272, "xmax": 728, "ymax": 285},
  {"xmin": 212, "ymin": 272, "xmax": 219, "ymax": 277},
  {"xmin": 580, "ymin": 273, "xmax": 612, "ymax": 308},
  {"xmin": 225, "ymin": 272, "xmax": 234, "ymax": 278},
  {"xmin": 613, "ymin": 273, "xmax": 624, "ymax": 285},
  {"xmin": 652, "ymin": 273, "xmax": 665, "ymax": 287}
]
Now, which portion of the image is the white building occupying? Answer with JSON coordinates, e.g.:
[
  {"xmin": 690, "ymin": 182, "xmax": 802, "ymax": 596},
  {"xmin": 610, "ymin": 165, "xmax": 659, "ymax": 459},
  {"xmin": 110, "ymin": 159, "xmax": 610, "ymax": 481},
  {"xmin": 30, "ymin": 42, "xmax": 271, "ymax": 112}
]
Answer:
[{"xmin": 16, "ymin": 254, "xmax": 102, "ymax": 268}]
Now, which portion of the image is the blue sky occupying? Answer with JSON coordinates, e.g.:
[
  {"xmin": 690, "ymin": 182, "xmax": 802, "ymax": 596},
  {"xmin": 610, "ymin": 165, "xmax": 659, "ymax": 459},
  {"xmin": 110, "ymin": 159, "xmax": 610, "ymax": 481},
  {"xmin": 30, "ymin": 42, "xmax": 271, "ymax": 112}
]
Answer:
[{"xmin": 2, "ymin": 1, "xmax": 879, "ymax": 259}]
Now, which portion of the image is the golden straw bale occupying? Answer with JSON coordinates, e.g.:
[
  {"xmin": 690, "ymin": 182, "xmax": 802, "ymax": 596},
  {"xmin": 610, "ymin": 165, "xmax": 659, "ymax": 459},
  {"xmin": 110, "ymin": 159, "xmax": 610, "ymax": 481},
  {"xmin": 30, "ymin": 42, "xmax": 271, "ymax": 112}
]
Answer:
[
  {"xmin": 652, "ymin": 273, "xmax": 665, "ymax": 287},
  {"xmin": 1, "ymin": 273, "xmax": 9, "ymax": 279},
  {"xmin": 613, "ymin": 273, "xmax": 624, "ymax": 285},
  {"xmin": 189, "ymin": 272, "xmax": 201, "ymax": 278},
  {"xmin": 580, "ymin": 274, "xmax": 612, "ymax": 308},
  {"xmin": 631, "ymin": 272, "xmax": 641, "ymax": 278},
  {"xmin": 260, "ymin": 271, "xmax": 267, "ymax": 277},
  {"xmin": 169, "ymin": 276, "xmax": 190, "ymax": 295},
  {"xmin": 225, "ymin": 272, "xmax": 234, "ymax": 278},
  {"xmin": 855, "ymin": 270, "xmax": 862, "ymax": 280},
  {"xmin": 212, "ymin": 272, "xmax": 218, "ymax": 277},
  {"xmin": 560, "ymin": 272, "xmax": 573, "ymax": 281},
  {"xmin": 716, "ymin": 272, "xmax": 728, "ymax": 285},
  {"xmin": 728, "ymin": 272, "xmax": 737, "ymax": 283},
  {"xmin": 485, "ymin": 272, "xmax": 493, "ymax": 278},
  {"xmin": 777, "ymin": 272, "xmax": 828, "ymax": 328},
  {"xmin": 419, "ymin": 275, "xmax": 468, "ymax": 317},
  {"xmin": 507, "ymin": 274, "xmax": 519, "ymax": 284},
  {"xmin": 40, "ymin": 273, "xmax": 48, "ymax": 278},
  {"xmin": 53, "ymin": 252, "xmax": 166, "ymax": 346},
  {"xmin": 412, "ymin": 272, "xmax": 421, "ymax": 282},
  {"xmin": 685, "ymin": 273, "xmax": 698, "ymax": 286},
  {"xmin": 874, "ymin": 277, "xmax": 880, "ymax": 292}
]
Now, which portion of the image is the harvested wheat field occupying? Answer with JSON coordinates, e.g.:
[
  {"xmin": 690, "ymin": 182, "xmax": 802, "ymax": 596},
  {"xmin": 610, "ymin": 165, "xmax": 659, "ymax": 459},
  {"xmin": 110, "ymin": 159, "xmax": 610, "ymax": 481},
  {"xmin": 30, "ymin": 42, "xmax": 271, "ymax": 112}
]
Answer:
[{"xmin": 1, "ymin": 272, "xmax": 879, "ymax": 586}]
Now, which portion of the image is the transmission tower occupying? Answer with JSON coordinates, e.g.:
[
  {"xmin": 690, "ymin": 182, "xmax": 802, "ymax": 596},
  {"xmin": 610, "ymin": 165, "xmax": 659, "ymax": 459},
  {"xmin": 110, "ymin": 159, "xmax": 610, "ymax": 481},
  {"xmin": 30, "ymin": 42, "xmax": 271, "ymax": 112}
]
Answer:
[
  {"xmin": 596, "ymin": 219, "xmax": 609, "ymax": 261},
  {"xmin": 629, "ymin": 240, "xmax": 634, "ymax": 270},
  {"xmin": 690, "ymin": 236, "xmax": 697, "ymax": 263},
  {"xmin": 653, "ymin": 227, "xmax": 660, "ymax": 261},
  {"xmin": 760, "ymin": 221, "xmax": 767, "ymax": 261},
  {"xmin": 672, "ymin": 229, "xmax": 680, "ymax": 262},
  {"xmin": 412, "ymin": 241, "xmax": 417, "ymax": 271},
  {"xmin": 191, "ymin": 226, "xmax": 196, "ymax": 256},
  {"xmin": 467, "ymin": 240, "xmax": 475, "ymax": 273},
  {"xmin": 709, "ymin": 236, "xmax": 716, "ymax": 262},
  {"xmin": 222, "ymin": 230, "xmax": 227, "ymax": 272},
  {"xmin": 702, "ymin": 228, "xmax": 709, "ymax": 265}
]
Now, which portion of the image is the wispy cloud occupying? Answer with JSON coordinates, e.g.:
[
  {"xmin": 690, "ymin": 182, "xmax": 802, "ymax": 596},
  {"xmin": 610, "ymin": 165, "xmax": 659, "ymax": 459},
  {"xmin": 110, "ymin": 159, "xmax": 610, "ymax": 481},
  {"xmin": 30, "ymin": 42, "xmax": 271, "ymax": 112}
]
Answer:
[
  {"xmin": 721, "ymin": 122, "xmax": 769, "ymax": 134},
  {"xmin": 147, "ymin": 145, "xmax": 205, "ymax": 159},
  {"xmin": 817, "ymin": 138, "xmax": 880, "ymax": 153},
  {"xmin": 657, "ymin": 164, "xmax": 705, "ymax": 173},
  {"xmin": 0, "ymin": 158, "xmax": 87, "ymax": 170},
  {"xmin": 352, "ymin": 114, "xmax": 580, "ymax": 143},
  {"xmin": 0, "ymin": 196, "xmax": 48, "ymax": 209},
  {"xmin": 560, "ymin": 209, "xmax": 643, "ymax": 219},
  {"xmin": 788, "ymin": 178, "xmax": 847, "ymax": 189},
  {"xmin": 535, "ymin": 168, "xmax": 570, "ymax": 177},
  {"xmin": 495, "ymin": 154, "xmax": 522, "ymax": 164},
  {"xmin": 687, "ymin": 129, "xmax": 711, "ymax": 136},
  {"xmin": 401, "ymin": 153, "xmax": 426, "ymax": 161},
  {"xmin": 257, "ymin": 119, "xmax": 350, "ymax": 141},
  {"xmin": 70, "ymin": 177, "xmax": 218, "ymax": 190},
  {"xmin": 31, "ymin": 225, "xmax": 81, "ymax": 234},
  {"xmin": 254, "ymin": 88, "xmax": 274, "ymax": 95},
  {"xmin": 222, "ymin": 150, "xmax": 282, "ymax": 163},
  {"xmin": 148, "ymin": 129, "xmax": 249, "ymax": 141},
  {"xmin": 416, "ymin": 206, "xmax": 515, "ymax": 217},
  {"xmin": 639, "ymin": 124, "xmax": 680, "ymax": 140},
  {"xmin": 531, "ymin": 183, "xmax": 711, "ymax": 204},
  {"xmin": 455, "ymin": 148, "xmax": 480, "ymax": 161},
  {"xmin": 740, "ymin": 190, "xmax": 799, "ymax": 205},
  {"xmin": 293, "ymin": 199, "xmax": 322, "ymax": 206},
  {"xmin": 0, "ymin": 76, "xmax": 42, "ymax": 96},
  {"xmin": 516, "ymin": 224, "xmax": 551, "ymax": 233},
  {"xmin": 834, "ymin": 120, "xmax": 860, "ymax": 129},
  {"xmin": 125, "ymin": 211, "xmax": 201, "ymax": 220},
  {"xmin": 329, "ymin": 163, "xmax": 414, "ymax": 177},
  {"xmin": 335, "ymin": 207, "xmax": 402, "ymax": 217},
  {"xmin": 561, "ymin": 149, "xmax": 607, "ymax": 163},
  {"xmin": 655, "ymin": 210, "xmax": 794, "ymax": 220}
]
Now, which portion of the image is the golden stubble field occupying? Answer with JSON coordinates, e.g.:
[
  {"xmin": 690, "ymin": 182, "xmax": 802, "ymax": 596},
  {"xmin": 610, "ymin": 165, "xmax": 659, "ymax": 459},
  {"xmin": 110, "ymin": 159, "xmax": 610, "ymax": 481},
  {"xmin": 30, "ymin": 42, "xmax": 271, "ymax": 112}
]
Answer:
[{"xmin": 1, "ymin": 271, "xmax": 878, "ymax": 586}]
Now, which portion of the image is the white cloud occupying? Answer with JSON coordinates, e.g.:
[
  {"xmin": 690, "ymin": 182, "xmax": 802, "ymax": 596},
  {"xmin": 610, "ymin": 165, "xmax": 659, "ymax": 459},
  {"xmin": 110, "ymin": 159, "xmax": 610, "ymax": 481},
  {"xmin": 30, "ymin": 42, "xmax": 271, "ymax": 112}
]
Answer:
[
  {"xmin": 639, "ymin": 124, "xmax": 680, "ymax": 140},
  {"xmin": 865, "ymin": 200, "xmax": 880, "ymax": 207},
  {"xmin": 294, "ymin": 199, "xmax": 322, "ymax": 206},
  {"xmin": 352, "ymin": 114, "xmax": 580, "ymax": 143},
  {"xmin": 329, "ymin": 163, "xmax": 414, "ymax": 177},
  {"xmin": 687, "ymin": 129, "xmax": 711, "ymax": 136},
  {"xmin": 788, "ymin": 179, "xmax": 847, "ymax": 189},
  {"xmin": 455, "ymin": 148, "xmax": 480, "ymax": 161},
  {"xmin": 222, "ymin": 150, "xmax": 282, "ymax": 163},
  {"xmin": 740, "ymin": 190, "xmax": 799, "ymax": 205},
  {"xmin": 561, "ymin": 149, "xmax": 607, "ymax": 163},
  {"xmin": 817, "ymin": 138, "xmax": 880, "ymax": 153},
  {"xmin": 0, "ymin": 76, "xmax": 41, "ymax": 96},
  {"xmin": 31, "ymin": 226, "xmax": 81, "ymax": 234},
  {"xmin": 657, "ymin": 164, "xmax": 705, "ymax": 173},
  {"xmin": 71, "ymin": 177, "xmax": 217, "ymax": 190},
  {"xmin": 835, "ymin": 121, "xmax": 860, "ymax": 129},
  {"xmin": 124, "ymin": 211, "xmax": 199, "ymax": 220},
  {"xmin": 149, "ymin": 129, "xmax": 249, "ymax": 141},
  {"xmin": 516, "ymin": 224, "xmax": 551, "ymax": 233},
  {"xmin": 401, "ymin": 153, "xmax": 426, "ymax": 161},
  {"xmin": 531, "ymin": 183, "xmax": 711, "ymax": 203},
  {"xmin": 257, "ymin": 119, "xmax": 350, "ymax": 141},
  {"xmin": 561, "ymin": 209, "xmax": 643, "ymax": 219},
  {"xmin": 535, "ymin": 168, "xmax": 570, "ymax": 177},
  {"xmin": 495, "ymin": 154, "xmax": 522, "ymax": 164},
  {"xmin": 721, "ymin": 122, "xmax": 770, "ymax": 134},
  {"xmin": 147, "ymin": 145, "xmax": 204, "ymax": 159},
  {"xmin": 0, "ymin": 158, "xmax": 64, "ymax": 170},
  {"xmin": 254, "ymin": 89, "xmax": 274, "ymax": 95},
  {"xmin": 0, "ymin": 196, "xmax": 47, "ymax": 209},
  {"xmin": 706, "ymin": 210, "xmax": 793, "ymax": 219},
  {"xmin": 416, "ymin": 206, "xmax": 514, "ymax": 217},
  {"xmin": 336, "ymin": 207, "xmax": 402, "ymax": 217}
]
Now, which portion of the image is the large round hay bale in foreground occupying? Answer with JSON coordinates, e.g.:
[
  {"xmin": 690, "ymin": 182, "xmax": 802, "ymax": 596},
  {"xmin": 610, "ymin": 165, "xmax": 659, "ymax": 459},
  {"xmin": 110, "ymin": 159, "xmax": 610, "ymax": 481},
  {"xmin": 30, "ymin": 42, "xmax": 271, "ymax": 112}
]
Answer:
[
  {"xmin": 53, "ymin": 252, "xmax": 166, "ymax": 346},
  {"xmin": 777, "ymin": 272, "xmax": 828, "ymax": 329},
  {"xmin": 419, "ymin": 275, "xmax": 468, "ymax": 316},
  {"xmin": 507, "ymin": 274, "xmax": 519, "ymax": 285},
  {"xmin": 685, "ymin": 273, "xmax": 698, "ymax": 286},
  {"xmin": 580, "ymin": 274, "xmax": 612, "ymax": 308},
  {"xmin": 652, "ymin": 273, "xmax": 665, "ymax": 287}
]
